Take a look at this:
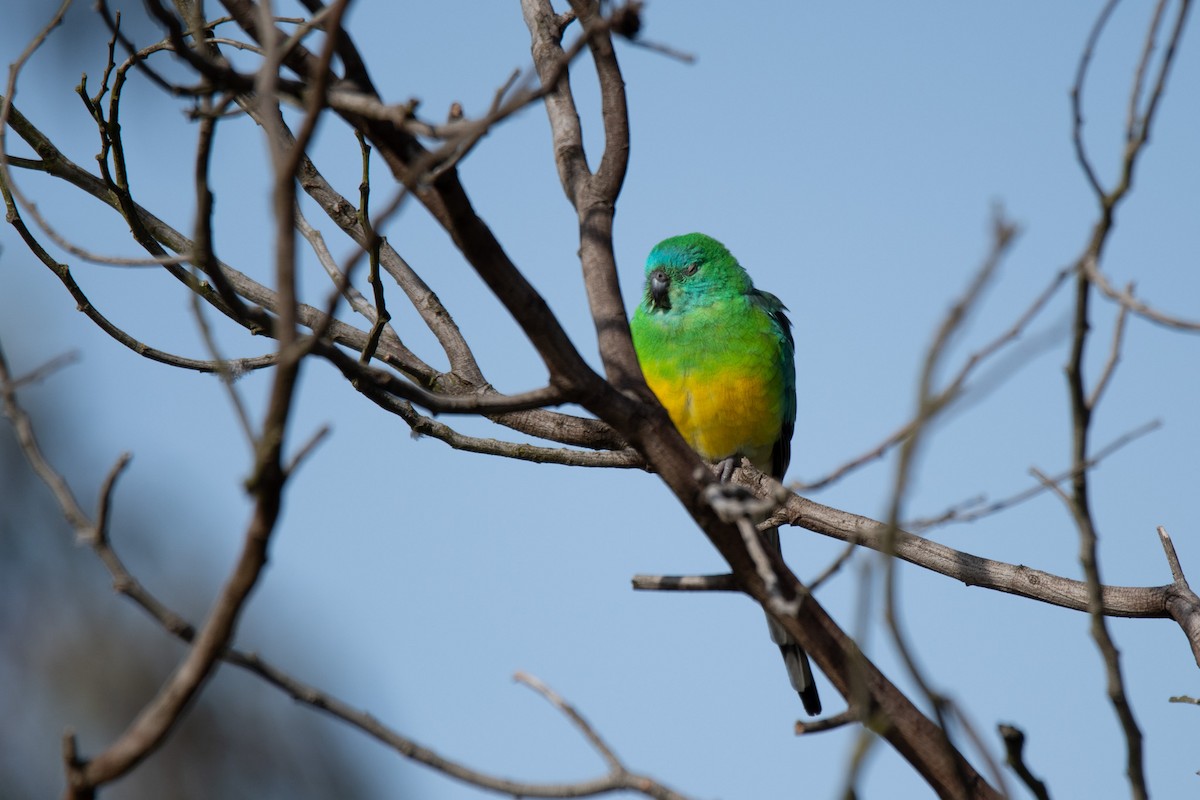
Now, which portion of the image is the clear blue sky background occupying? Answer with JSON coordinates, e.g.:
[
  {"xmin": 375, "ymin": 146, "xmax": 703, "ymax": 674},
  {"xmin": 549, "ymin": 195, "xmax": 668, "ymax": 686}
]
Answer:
[{"xmin": 3, "ymin": 2, "xmax": 1199, "ymax": 797}]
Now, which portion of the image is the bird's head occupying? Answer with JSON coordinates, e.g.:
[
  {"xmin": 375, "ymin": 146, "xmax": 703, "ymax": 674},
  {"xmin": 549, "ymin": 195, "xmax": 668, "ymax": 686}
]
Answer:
[{"xmin": 641, "ymin": 233, "xmax": 751, "ymax": 314}]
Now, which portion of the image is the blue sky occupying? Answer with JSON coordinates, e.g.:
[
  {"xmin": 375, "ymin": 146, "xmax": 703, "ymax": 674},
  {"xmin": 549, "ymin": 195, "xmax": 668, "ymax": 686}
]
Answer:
[{"xmin": 3, "ymin": 2, "xmax": 1200, "ymax": 798}]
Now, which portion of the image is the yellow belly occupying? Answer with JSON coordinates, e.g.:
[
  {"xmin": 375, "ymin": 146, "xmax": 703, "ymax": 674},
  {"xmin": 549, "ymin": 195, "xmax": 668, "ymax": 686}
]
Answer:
[{"xmin": 643, "ymin": 362, "xmax": 782, "ymax": 472}]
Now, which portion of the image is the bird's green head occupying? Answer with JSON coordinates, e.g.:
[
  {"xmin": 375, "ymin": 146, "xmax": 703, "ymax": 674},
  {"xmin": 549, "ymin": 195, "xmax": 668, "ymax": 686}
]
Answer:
[{"xmin": 641, "ymin": 233, "xmax": 751, "ymax": 314}]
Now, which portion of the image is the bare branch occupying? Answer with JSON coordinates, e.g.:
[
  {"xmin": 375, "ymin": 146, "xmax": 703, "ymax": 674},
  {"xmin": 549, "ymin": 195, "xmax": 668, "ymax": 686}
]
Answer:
[
  {"xmin": 1074, "ymin": 0, "xmax": 1200, "ymax": 333},
  {"xmin": 870, "ymin": 211, "xmax": 1019, "ymax": 800},
  {"xmin": 799, "ymin": 220, "xmax": 1046, "ymax": 493},
  {"xmin": 189, "ymin": 288, "xmax": 258, "ymax": 446},
  {"xmin": 1125, "ymin": 1, "xmax": 1169, "ymax": 144},
  {"xmin": 317, "ymin": 343, "xmax": 571, "ymax": 415},
  {"xmin": 351, "ymin": 131, "xmax": 393, "ymax": 365},
  {"xmin": 8, "ymin": 349, "xmax": 79, "ymax": 388},
  {"xmin": 53, "ymin": 6, "xmax": 322, "ymax": 790},
  {"xmin": 522, "ymin": 0, "xmax": 643, "ymax": 392},
  {"xmin": 16, "ymin": 3, "xmax": 1184, "ymax": 797},
  {"xmin": 966, "ymin": 25, "xmax": 1198, "ymax": 790},
  {"xmin": 1, "ymin": 343, "xmax": 683, "ymax": 799},
  {"xmin": 729, "ymin": 463, "xmax": 1195, "ymax": 624},
  {"xmin": 515, "ymin": 671, "xmax": 623, "ymax": 774},
  {"xmin": 630, "ymin": 573, "xmax": 737, "ymax": 592},
  {"xmin": 0, "ymin": 343, "xmax": 94, "ymax": 534},
  {"xmin": 8, "ymin": 94, "xmax": 630, "ymax": 454},
  {"xmin": 1158, "ymin": 527, "xmax": 1200, "ymax": 667},
  {"xmin": 295, "ymin": 206, "xmax": 377, "ymax": 321},
  {"xmin": 639, "ymin": 489, "xmax": 1200, "ymax": 660},
  {"xmin": 794, "ymin": 708, "xmax": 859, "ymax": 735},
  {"xmin": 0, "ymin": 181, "xmax": 276, "ymax": 375},
  {"xmin": 998, "ymin": 724, "xmax": 1051, "ymax": 800},
  {"xmin": 348, "ymin": 378, "xmax": 641, "ymax": 468},
  {"xmin": 283, "ymin": 424, "xmax": 331, "ymax": 478},
  {"xmin": 90, "ymin": 452, "xmax": 132, "ymax": 547},
  {"xmin": 1071, "ymin": 0, "xmax": 1121, "ymax": 200},
  {"xmin": 1083, "ymin": 258, "xmax": 1200, "ymax": 332},
  {"xmin": 908, "ymin": 418, "xmax": 1160, "ymax": 532},
  {"xmin": 1087, "ymin": 289, "xmax": 1132, "ymax": 409}
]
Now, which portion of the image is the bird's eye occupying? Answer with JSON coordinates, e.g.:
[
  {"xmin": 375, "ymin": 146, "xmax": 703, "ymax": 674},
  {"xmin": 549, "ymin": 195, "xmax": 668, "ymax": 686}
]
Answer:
[{"xmin": 683, "ymin": 263, "xmax": 699, "ymax": 276}]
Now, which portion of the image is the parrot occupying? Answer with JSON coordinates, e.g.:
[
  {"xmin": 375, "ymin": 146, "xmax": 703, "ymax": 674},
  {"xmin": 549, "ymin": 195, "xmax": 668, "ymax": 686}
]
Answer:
[{"xmin": 629, "ymin": 232, "xmax": 821, "ymax": 715}]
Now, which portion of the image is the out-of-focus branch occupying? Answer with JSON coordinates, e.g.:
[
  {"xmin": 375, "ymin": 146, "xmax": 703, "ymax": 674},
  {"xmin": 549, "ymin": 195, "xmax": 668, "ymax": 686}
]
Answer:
[
  {"xmin": 1073, "ymin": 0, "xmax": 1199, "ymax": 333},
  {"xmin": 862, "ymin": 213, "xmax": 1018, "ymax": 799},
  {"xmin": 798, "ymin": 250, "xmax": 1066, "ymax": 494},
  {"xmin": 1059, "ymin": 2, "xmax": 1196, "ymax": 795},
  {"xmin": 513, "ymin": 671, "xmax": 695, "ymax": 799},
  {"xmin": 4, "ymin": 94, "xmax": 629, "ymax": 458},
  {"xmin": 55, "ymin": 10, "xmax": 321, "ymax": 792},
  {"xmin": 8, "ymin": 1, "xmax": 634, "ymax": 456},
  {"xmin": 0, "ymin": 180, "xmax": 276, "ymax": 376},
  {"xmin": 6, "ymin": 2, "xmax": 1129, "ymax": 797},
  {"xmin": 0, "ymin": 340, "xmax": 686, "ymax": 800},
  {"xmin": 0, "ymin": 345, "xmax": 96, "ymax": 536},
  {"xmin": 1, "ymin": 326, "xmax": 300, "ymax": 799},
  {"xmin": 1071, "ymin": 0, "xmax": 1119, "ymax": 198},
  {"xmin": 907, "ymin": 418, "xmax": 1159, "ymax": 532},
  {"xmin": 998, "ymin": 725, "xmax": 1050, "ymax": 800}
]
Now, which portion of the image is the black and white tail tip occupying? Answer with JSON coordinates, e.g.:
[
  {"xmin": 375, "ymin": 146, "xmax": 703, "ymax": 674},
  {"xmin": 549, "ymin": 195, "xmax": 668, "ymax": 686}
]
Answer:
[{"xmin": 779, "ymin": 642, "xmax": 821, "ymax": 716}]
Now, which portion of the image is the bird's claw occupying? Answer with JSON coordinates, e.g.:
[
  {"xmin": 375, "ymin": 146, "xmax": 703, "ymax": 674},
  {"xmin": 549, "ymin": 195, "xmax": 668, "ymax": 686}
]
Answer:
[{"xmin": 715, "ymin": 456, "xmax": 738, "ymax": 483}]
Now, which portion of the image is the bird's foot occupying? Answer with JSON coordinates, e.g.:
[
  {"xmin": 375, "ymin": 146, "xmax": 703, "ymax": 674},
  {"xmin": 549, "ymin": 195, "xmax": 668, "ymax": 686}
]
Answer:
[{"xmin": 714, "ymin": 456, "xmax": 738, "ymax": 483}]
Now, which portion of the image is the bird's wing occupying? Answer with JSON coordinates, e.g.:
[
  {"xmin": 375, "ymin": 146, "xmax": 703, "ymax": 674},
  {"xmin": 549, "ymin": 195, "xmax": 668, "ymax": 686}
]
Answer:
[{"xmin": 750, "ymin": 289, "xmax": 796, "ymax": 479}]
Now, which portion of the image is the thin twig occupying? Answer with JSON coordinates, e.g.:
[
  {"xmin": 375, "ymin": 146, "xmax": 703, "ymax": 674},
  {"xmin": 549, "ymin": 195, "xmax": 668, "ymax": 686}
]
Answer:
[
  {"xmin": 908, "ymin": 419, "xmax": 1160, "ymax": 532},
  {"xmin": 8, "ymin": 350, "xmax": 79, "ymax": 388},
  {"xmin": 1070, "ymin": 0, "xmax": 1121, "ymax": 200},
  {"xmin": 2, "ymin": 336, "xmax": 689, "ymax": 799},
  {"xmin": 998, "ymin": 724, "xmax": 1051, "ymax": 800},
  {"xmin": 794, "ymin": 708, "xmax": 859, "ymax": 735},
  {"xmin": 1157, "ymin": 526, "xmax": 1200, "ymax": 667},
  {"xmin": 515, "ymin": 672, "xmax": 623, "ymax": 774},
  {"xmin": 0, "ymin": 342, "xmax": 93, "ymax": 534},
  {"xmin": 1158, "ymin": 525, "xmax": 1187, "ymax": 584},
  {"xmin": 798, "ymin": 250, "xmax": 1062, "ymax": 494},
  {"xmin": 1057, "ymin": 3, "xmax": 1194, "ymax": 793},
  {"xmin": 872, "ymin": 212, "xmax": 1018, "ymax": 799},
  {"xmin": 89, "ymin": 452, "xmax": 132, "ymax": 547},
  {"xmin": 1087, "ymin": 289, "xmax": 1132, "ymax": 410}
]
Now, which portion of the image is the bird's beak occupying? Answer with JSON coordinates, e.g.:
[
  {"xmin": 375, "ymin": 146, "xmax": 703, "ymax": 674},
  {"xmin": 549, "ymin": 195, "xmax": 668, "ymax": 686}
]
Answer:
[{"xmin": 649, "ymin": 269, "xmax": 671, "ymax": 310}]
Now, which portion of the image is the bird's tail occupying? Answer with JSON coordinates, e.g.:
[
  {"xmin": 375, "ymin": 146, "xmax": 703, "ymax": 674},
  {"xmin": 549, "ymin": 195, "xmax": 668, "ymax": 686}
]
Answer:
[{"xmin": 762, "ymin": 525, "xmax": 822, "ymax": 715}]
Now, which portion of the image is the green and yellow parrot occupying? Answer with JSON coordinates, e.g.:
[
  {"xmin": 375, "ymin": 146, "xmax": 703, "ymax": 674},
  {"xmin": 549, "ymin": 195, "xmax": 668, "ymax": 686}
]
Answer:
[{"xmin": 630, "ymin": 232, "xmax": 820, "ymax": 715}]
